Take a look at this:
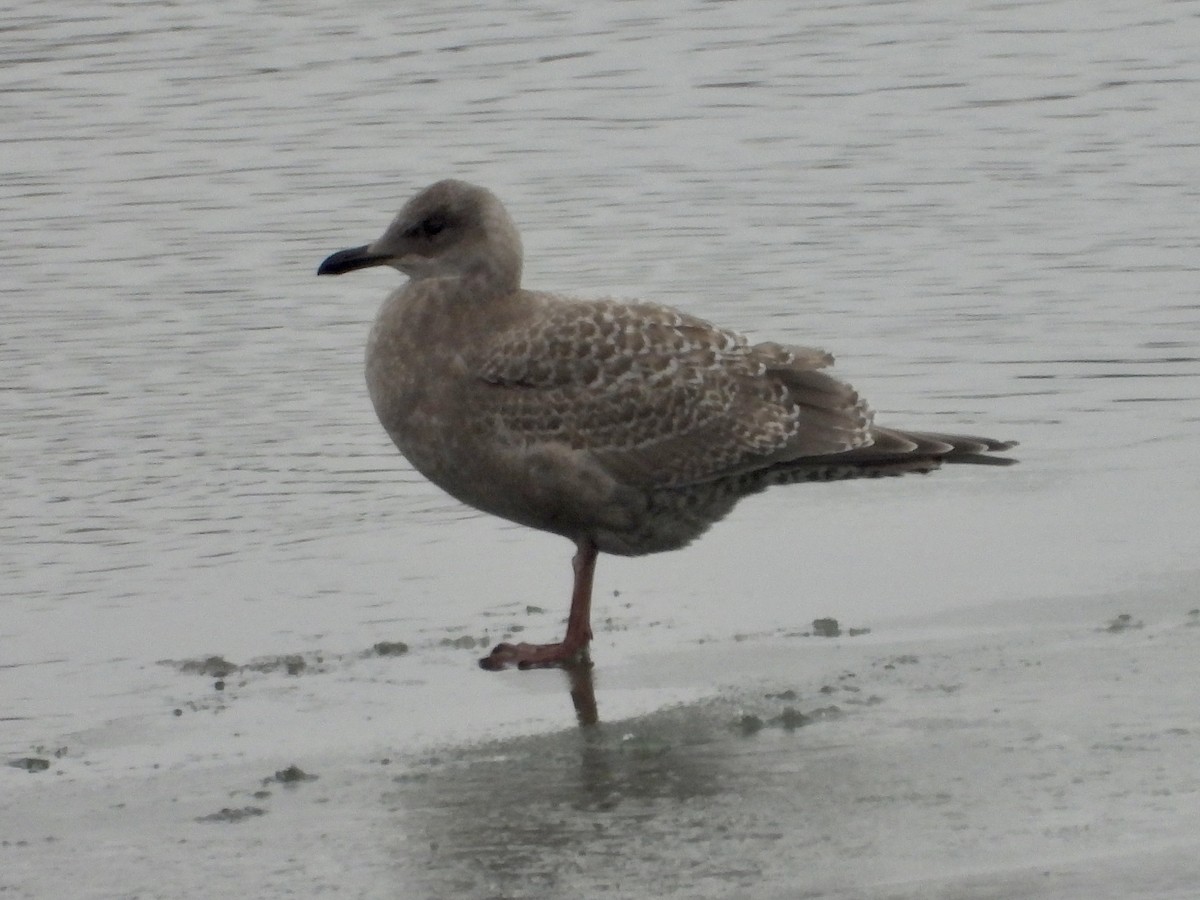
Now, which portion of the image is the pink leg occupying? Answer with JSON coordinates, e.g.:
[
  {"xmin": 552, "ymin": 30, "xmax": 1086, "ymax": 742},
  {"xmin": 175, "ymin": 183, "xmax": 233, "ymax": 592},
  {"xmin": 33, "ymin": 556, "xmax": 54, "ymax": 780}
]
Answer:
[{"xmin": 480, "ymin": 538, "xmax": 598, "ymax": 671}]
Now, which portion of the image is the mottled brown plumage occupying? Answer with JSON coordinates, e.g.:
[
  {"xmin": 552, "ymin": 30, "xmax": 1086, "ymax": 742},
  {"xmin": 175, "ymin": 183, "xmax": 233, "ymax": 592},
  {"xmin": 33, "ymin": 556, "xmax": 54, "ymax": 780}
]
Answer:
[{"xmin": 318, "ymin": 179, "xmax": 1017, "ymax": 669}]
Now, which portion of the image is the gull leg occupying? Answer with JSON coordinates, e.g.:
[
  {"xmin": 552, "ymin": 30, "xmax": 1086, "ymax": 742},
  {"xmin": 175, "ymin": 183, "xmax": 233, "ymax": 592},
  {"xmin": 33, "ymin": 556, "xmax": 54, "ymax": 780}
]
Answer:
[{"xmin": 480, "ymin": 538, "xmax": 598, "ymax": 671}]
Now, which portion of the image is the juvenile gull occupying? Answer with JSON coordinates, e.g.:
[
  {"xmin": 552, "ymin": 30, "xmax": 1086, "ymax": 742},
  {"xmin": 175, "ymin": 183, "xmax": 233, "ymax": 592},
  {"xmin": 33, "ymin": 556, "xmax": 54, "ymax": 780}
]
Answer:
[{"xmin": 318, "ymin": 180, "xmax": 1017, "ymax": 670}]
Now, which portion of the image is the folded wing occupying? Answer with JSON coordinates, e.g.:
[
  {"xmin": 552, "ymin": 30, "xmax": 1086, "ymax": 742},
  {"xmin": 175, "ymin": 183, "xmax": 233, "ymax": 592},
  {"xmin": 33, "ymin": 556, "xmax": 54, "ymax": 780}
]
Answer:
[{"xmin": 472, "ymin": 295, "xmax": 875, "ymax": 489}]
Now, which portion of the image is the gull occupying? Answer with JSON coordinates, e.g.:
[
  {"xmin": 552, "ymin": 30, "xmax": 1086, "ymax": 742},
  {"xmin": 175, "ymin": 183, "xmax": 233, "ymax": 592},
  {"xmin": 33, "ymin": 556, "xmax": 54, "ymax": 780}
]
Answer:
[{"xmin": 318, "ymin": 180, "xmax": 1016, "ymax": 669}]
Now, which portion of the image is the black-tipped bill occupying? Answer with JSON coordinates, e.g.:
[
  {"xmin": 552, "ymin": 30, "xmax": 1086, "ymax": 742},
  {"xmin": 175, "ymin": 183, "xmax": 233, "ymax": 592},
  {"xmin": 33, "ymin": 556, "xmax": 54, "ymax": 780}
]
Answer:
[{"xmin": 317, "ymin": 245, "xmax": 389, "ymax": 276}]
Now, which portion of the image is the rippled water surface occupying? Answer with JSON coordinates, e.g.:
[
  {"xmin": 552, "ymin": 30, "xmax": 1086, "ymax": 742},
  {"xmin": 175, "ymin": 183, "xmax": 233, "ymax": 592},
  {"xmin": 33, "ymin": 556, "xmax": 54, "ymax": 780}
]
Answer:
[
  {"xmin": 6, "ymin": 0, "xmax": 1200, "ymax": 683},
  {"xmin": 2, "ymin": 1, "xmax": 1199, "ymax": 892}
]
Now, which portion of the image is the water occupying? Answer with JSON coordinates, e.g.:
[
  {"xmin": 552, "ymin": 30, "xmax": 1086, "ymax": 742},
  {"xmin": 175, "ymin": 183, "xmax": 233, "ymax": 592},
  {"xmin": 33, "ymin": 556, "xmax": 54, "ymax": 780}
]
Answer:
[{"xmin": 2, "ymin": 0, "xmax": 1199, "ymax": 894}]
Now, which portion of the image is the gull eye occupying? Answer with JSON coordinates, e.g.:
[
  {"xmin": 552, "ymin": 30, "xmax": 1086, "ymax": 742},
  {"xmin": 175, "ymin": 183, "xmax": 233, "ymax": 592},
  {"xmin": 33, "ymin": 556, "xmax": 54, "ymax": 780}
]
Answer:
[
  {"xmin": 420, "ymin": 215, "xmax": 447, "ymax": 238},
  {"xmin": 401, "ymin": 215, "xmax": 449, "ymax": 241}
]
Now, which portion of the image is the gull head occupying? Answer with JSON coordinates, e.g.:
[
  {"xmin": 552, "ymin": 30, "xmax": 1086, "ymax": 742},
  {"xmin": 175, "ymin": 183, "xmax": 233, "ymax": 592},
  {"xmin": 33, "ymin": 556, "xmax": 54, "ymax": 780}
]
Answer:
[{"xmin": 318, "ymin": 179, "xmax": 523, "ymax": 291}]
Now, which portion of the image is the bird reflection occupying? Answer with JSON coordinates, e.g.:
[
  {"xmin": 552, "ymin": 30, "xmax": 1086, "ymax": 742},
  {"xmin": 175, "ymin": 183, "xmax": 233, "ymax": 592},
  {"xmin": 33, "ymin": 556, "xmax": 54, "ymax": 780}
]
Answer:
[
  {"xmin": 390, "ymin": 662, "xmax": 731, "ymax": 896},
  {"xmin": 561, "ymin": 656, "xmax": 599, "ymax": 727}
]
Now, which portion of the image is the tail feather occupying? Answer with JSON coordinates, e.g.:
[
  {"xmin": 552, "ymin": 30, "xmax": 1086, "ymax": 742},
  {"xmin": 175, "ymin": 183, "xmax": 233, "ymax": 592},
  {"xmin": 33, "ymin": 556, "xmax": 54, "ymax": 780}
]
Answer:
[
  {"xmin": 742, "ymin": 425, "xmax": 1017, "ymax": 490},
  {"xmin": 873, "ymin": 428, "xmax": 1018, "ymax": 465},
  {"xmin": 896, "ymin": 430, "xmax": 1017, "ymax": 466}
]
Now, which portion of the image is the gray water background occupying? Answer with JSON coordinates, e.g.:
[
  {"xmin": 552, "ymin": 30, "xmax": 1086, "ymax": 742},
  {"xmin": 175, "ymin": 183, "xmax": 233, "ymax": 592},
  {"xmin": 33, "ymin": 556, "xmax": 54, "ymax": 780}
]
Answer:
[{"xmin": 4, "ymin": 0, "xmax": 1198, "ymax": 682}]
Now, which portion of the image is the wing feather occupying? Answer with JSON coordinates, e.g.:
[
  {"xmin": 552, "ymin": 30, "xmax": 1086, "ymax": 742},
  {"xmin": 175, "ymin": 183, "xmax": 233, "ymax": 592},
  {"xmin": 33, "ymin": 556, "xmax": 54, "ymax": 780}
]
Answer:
[{"xmin": 469, "ymin": 296, "xmax": 872, "ymax": 488}]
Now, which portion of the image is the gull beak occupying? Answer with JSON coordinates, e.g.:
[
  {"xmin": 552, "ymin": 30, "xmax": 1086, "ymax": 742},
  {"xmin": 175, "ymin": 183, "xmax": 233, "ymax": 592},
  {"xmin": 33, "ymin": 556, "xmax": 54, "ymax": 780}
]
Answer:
[{"xmin": 317, "ymin": 245, "xmax": 390, "ymax": 276}]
